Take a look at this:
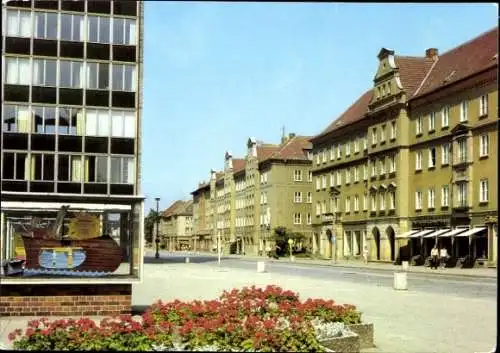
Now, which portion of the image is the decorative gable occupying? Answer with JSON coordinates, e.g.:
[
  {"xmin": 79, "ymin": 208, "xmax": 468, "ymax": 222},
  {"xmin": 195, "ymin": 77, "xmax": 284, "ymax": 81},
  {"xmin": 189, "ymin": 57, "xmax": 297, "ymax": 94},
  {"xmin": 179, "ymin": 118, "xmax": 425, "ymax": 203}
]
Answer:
[
  {"xmin": 370, "ymin": 48, "xmax": 405, "ymax": 107},
  {"xmin": 224, "ymin": 151, "xmax": 233, "ymax": 171}
]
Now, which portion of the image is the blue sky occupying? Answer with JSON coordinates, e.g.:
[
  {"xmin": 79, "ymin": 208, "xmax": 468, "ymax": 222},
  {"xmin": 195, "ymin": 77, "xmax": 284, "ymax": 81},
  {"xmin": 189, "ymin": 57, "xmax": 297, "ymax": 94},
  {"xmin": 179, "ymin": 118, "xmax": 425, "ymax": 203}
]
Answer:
[{"xmin": 141, "ymin": 2, "xmax": 498, "ymax": 211}]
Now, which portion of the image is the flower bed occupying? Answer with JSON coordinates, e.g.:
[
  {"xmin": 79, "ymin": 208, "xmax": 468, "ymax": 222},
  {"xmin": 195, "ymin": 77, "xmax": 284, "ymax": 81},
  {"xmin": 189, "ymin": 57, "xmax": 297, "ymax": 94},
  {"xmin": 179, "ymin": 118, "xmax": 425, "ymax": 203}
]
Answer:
[{"xmin": 8, "ymin": 285, "xmax": 370, "ymax": 352}]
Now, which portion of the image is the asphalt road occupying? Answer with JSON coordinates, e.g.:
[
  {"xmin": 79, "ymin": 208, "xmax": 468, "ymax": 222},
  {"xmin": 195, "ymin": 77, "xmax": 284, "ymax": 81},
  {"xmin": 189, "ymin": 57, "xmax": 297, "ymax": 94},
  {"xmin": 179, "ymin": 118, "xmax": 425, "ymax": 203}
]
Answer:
[{"xmin": 147, "ymin": 253, "xmax": 497, "ymax": 300}]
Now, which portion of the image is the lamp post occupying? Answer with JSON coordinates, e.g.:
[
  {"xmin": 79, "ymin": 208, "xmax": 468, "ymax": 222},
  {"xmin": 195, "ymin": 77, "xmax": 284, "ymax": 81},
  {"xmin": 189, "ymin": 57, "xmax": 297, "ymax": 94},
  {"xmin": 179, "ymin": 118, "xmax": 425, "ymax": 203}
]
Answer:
[{"xmin": 155, "ymin": 197, "xmax": 160, "ymax": 259}]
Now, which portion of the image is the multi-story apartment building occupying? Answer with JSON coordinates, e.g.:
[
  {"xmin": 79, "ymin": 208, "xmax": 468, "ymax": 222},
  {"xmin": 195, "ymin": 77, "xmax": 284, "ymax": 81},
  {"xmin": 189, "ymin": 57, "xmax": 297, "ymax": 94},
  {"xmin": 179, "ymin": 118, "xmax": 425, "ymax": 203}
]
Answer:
[
  {"xmin": 311, "ymin": 27, "xmax": 497, "ymax": 266},
  {"xmin": 159, "ymin": 200, "xmax": 193, "ymax": 251},
  {"xmin": 1, "ymin": 0, "xmax": 145, "ymax": 315},
  {"xmin": 191, "ymin": 134, "xmax": 314, "ymax": 255}
]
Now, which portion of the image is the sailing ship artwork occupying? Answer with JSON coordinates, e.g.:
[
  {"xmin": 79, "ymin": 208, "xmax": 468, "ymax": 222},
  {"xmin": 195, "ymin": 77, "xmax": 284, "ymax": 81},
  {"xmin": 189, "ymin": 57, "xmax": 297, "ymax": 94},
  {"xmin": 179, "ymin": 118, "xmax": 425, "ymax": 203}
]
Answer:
[{"xmin": 7, "ymin": 206, "xmax": 123, "ymax": 277}]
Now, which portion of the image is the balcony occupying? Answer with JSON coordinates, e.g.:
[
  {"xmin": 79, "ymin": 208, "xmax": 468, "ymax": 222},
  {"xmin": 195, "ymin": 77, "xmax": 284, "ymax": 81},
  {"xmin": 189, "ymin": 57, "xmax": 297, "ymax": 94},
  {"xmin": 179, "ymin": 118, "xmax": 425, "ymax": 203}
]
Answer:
[{"xmin": 321, "ymin": 213, "xmax": 334, "ymax": 224}]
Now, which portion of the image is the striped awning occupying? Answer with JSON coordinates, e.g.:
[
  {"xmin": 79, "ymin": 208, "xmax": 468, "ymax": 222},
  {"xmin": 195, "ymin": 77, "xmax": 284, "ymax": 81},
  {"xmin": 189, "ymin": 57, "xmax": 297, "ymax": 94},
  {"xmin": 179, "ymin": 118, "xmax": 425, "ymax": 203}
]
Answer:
[
  {"xmin": 439, "ymin": 228, "xmax": 468, "ymax": 237},
  {"xmin": 410, "ymin": 229, "xmax": 434, "ymax": 238},
  {"xmin": 455, "ymin": 227, "xmax": 487, "ymax": 237},
  {"xmin": 395, "ymin": 230, "xmax": 419, "ymax": 239},
  {"xmin": 423, "ymin": 229, "xmax": 450, "ymax": 238}
]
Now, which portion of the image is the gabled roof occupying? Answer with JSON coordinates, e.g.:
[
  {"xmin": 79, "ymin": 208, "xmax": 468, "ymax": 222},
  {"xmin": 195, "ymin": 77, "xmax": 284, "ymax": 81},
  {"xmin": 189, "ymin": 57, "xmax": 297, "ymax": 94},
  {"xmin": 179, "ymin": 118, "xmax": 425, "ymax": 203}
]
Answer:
[
  {"xmin": 257, "ymin": 145, "xmax": 280, "ymax": 162},
  {"xmin": 414, "ymin": 27, "xmax": 498, "ymax": 98},
  {"xmin": 315, "ymin": 89, "xmax": 373, "ymax": 138},
  {"xmin": 257, "ymin": 136, "xmax": 312, "ymax": 162},
  {"xmin": 394, "ymin": 56, "xmax": 435, "ymax": 97},
  {"xmin": 162, "ymin": 200, "xmax": 193, "ymax": 217}
]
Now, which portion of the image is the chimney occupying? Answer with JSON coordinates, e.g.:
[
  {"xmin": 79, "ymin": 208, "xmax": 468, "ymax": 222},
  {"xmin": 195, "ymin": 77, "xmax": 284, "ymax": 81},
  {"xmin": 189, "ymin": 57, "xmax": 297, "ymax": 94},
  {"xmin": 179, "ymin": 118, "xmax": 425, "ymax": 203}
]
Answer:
[{"xmin": 425, "ymin": 48, "xmax": 439, "ymax": 60}]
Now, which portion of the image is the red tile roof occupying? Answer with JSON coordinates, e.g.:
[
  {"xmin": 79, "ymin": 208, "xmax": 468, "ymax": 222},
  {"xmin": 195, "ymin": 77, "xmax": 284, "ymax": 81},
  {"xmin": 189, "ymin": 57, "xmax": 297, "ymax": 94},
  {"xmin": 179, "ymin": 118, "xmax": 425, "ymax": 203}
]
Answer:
[
  {"xmin": 161, "ymin": 200, "xmax": 185, "ymax": 217},
  {"xmin": 316, "ymin": 89, "xmax": 373, "ymax": 137},
  {"xmin": 232, "ymin": 158, "xmax": 246, "ymax": 173},
  {"xmin": 394, "ymin": 56, "xmax": 435, "ymax": 97},
  {"xmin": 257, "ymin": 145, "xmax": 280, "ymax": 162},
  {"xmin": 275, "ymin": 136, "xmax": 312, "ymax": 160},
  {"xmin": 414, "ymin": 27, "xmax": 498, "ymax": 98}
]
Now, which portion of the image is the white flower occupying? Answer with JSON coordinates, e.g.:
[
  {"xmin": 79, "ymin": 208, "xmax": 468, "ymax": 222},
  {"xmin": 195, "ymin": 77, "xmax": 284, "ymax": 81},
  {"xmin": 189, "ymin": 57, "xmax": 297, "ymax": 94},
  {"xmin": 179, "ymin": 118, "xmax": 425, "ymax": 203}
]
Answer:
[{"xmin": 312, "ymin": 320, "xmax": 355, "ymax": 340}]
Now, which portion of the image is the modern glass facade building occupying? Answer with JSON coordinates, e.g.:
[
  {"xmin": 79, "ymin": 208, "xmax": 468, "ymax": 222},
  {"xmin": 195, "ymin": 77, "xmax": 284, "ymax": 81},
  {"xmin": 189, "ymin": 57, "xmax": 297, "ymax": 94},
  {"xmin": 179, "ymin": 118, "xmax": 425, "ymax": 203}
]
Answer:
[{"xmin": 1, "ymin": 0, "xmax": 145, "ymax": 304}]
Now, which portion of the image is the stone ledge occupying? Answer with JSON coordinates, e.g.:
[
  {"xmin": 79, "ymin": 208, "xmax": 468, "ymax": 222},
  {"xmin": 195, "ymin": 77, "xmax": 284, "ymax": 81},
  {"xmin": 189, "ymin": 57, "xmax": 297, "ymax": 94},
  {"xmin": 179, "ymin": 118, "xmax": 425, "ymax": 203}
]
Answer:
[
  {"xmin": 320, "ymin": 333, "xmax": 360, "ymax": 353},
  {"xmin": 348, "ymin": 323, "xmax": 375, "ymax": 349}
]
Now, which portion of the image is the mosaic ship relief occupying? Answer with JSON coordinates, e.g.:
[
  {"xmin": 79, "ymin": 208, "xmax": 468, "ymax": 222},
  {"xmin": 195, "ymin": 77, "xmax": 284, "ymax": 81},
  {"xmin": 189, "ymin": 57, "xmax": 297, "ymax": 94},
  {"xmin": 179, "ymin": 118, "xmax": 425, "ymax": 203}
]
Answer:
[{"xmin": 12, "ymin": 206, "xmax": 123, "ymax": 276}]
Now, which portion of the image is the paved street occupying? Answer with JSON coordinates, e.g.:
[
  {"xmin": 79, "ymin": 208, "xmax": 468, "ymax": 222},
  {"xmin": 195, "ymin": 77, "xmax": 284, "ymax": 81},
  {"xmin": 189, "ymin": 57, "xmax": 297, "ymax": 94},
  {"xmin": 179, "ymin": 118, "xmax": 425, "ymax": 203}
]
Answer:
[
  {"xmin": 1, "ymin": 253, "xmax": 496, "ymax": 352},
  {"xmin": 135, "ymin": 254, "xmax": 497, "ymax": 353}
]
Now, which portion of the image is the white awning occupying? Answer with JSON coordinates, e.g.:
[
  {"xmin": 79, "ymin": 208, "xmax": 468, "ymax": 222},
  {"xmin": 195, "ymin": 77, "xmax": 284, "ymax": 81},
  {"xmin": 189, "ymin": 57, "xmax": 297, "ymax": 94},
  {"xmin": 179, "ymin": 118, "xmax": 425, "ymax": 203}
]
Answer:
[
  {"xmin": 396, "ymin": 230, "xmax": 419, "ymax": 239},
  {"xmin": 424, "ymin": 229, "xmax": 450, "ymax": 238},
  {"xmin": 410, "ymin": 229, "xmax": 434, "ymax": 238},
  {"xmin": 455, "ymin": 227, "xmax": 487, "ymax": 237},
  {"xmin": 439, "ymin": 228, "xmax": 468, "ymax": 237}
]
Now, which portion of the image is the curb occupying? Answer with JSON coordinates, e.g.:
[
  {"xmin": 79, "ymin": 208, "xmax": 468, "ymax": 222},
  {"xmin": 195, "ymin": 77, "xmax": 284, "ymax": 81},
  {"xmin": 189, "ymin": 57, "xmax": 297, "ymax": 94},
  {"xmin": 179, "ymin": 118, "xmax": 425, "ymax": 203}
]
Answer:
[{"xmin": 231, "ymin": 256, "xmax": 497, "ymax": 280}]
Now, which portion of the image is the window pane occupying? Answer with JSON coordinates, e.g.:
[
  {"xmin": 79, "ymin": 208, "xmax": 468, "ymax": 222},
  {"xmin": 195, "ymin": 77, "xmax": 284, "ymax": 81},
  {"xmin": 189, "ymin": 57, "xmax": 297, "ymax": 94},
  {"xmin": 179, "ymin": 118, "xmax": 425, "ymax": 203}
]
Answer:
[
  {"xmin": 99, "ymin": 16, "xmax": 110, "ymax": 43},
  {"xmin": 125, "ymin": 158, "xmax": 135, "ymax": 184},
  {"xmin": 44, "ymin": 107, "xmax": 56, "ymax": 134},
  {"xmin": 35, "ymin": 12, "xmax": 45, "ymax": 38},
  {"xmin": 125, "ymin": 19, "xmax": 136, "ymax": 45},
  {"xmin": 98, "ymin": 63, "xmax": 109, "ymax": 89},
  {"xmin": 73, "ymin": 15, "xmax": 84, "ymax": 41},
  {"xmin": 58, "ymin": 106, "xmax": 70, "ymax": 134},
  {"xmin": 19, "ymin": 11, "xmax": 32, "ymax": 37},
  {"xmin": 3, "ymin": 153, "xmax": 15, "ymax": 179},
  {"xmin": 110, "ymin": 157, "xmax": 121, "ymax": 183},
  {"xmin": 5, "ymin": 58, "xmax": 18, "ymax": 84},
  {"xmin": 33, "ymin": 106, "xmax": 44, "ymax": 133},
  {"xmin": 72, "ymin": 61, "xmax": 82, "ymax": 87},
  {"xmin": 59, "ymin": 60, "xmax": 72, "ymax": 87},
  {"xmin": 86, "ymin": 62, "xmax": 98, "ymax": 89},
  {"xmin": 112, "ymin": 18, "xmax": 124, "ymax": 44},
  {"xmin": 3, "ymin": 105, "xmax": 17, "ymax": 132},
  {"xmin": 45, "ymin": 60, "xmax": 57, "ymax": 86},
  {"xmin": 46, "ymin": 13, "xmax": 57, "ymax": 39},
  {"xmin": 18, "ymin": 58, "xmax": 31, "ymax": 85},
  {"xmin": 97, "ymin": 110, "xmax": 110, "ymax": 136},
  {"xmin": 88, "ymin": 16, "xmax": 99, "ymax": 42},
  {"xmin": 95, "ymin": 156, "xmax": 108, "ymax": 182},
  {"xmin": 85, "ymin": 110, "xmax": 97, "ymax": 136},
  {"xmin": 124, "ymin": 65, "xmax": 135, "ymax": 91},
  {"xmin": 111, "ymin": 111, "xmax": 124, "ymax": 137},
  {"xmin": 60, "ymin": 14, "xmax": 72, "ymax": 41},
  {"xmin": 6, "ymin": 10, "xmax": 18, "ymax": 36},
  {"xmin": 112, "ymin": 64, "xmax": 123, "ymax": 90}
]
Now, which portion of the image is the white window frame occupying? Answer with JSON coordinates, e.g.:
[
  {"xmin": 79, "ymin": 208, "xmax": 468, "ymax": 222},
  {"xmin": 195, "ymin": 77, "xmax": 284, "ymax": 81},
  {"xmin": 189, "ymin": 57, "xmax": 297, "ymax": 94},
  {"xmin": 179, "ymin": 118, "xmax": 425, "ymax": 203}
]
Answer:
[
  {"xmin": 5, "ymin": 56, "xmax": 31, "ymax": 85},
  {"xmin": 330, "ymin": 172, "xmax": 335, "ymax": 187},
  {"xmin": 441, "ymin": 144, "xmax": 450, "ymax": 165},
  {"xmin": 87, "ymin": 15, "xmax": 111, "ymax": 44},
  {"xmin": 379, "ymin": 193, "xmax": 385, "ymax": 211},
  {"xmin": 5, "ymin": 9, "xmax": 33, "ymax": 38},
  {"xmin": 294, "ymin": 191, "xmax": 302, "ymax": 203},
  {"xmin": 345, "ymin": 169, "xmax": 350, "ymax": 184},
  {"xmin": 479, "ymin": 134, "xmax": 489, "ymax": 157},
  {"xmin": 379, "ymin": 159, "xmax": 385, "ymax": 175},
  {"xmin": 460, "ymin": 100, "xmax": 468, "ymax": 122},
  {"xmin": 415, "ymin": 191, "xmax": 422, "ymax": 210},
  {"xmin": 416, "ymin": 151, "xmax": 422, "ymax": 171},
  {"xmin": 354, "ymin": 195, "xmax": 359, "ymax": 212},
  {"xmin": 315, "ymin": 177, "xmax": 320, "ymax": 191},
  {"xmin": 60, "ymin": 13, "xmax": 85, "ymax": 42},
  {"xmin": 371, "ymin": 162, "xmax": 376, "ymax": 177},
  {"xmin": 441, "ymin": 185, "xmax": 449, "ymax": 207},
  {"xmin": 112, "ymin": 17, "xmax": 137, "ymax": 45},
  {"xmin": 336, "ymin": 171, "xmax": 342, "ymax": 186},
  {"xmin": 363, "ymin": 165, "xmax": 368, "ymax": 180},
  {"xmin": 380, "ymin": 124, "xmax": 386, "ymax": 142},
  {"xmin": 307, "ymin": 192, "xmax": 312, "ymax": 203},
  {"xmin": 354, "ymin": 139, "xmax": 359, "ymax": 153},
  {"xmin": 389, "ymin": 155, "xmax": 396, "ymax": 173},
  {"xmin": 293, "ymin": 213, "xmax": 302, "ymax": 225},
  {"xmin": 112, "ymin": 63, "xmax": 137, "ymax": 92},
  {"xmin": 294, "ymin": 170, "xmax": 303, "ymax": 181},
  {"xmin": 479, "ymin": 95, "xmax": 488, "ymax": 117},
  {"xmin": 428, "ymin": 188, "xmax": 435, "ymax": 209},
  {"xmin": 316, "ymin": 202, "xmax": 321, "ymax": 216},
  {"xmin": 321, "ymin": 175, "xmax": 327, "ymax": 189},
  {"xmin": 346, "ymin": 142, "xmax": 351, "ymax": 156},
  {"xmin": 441, "ymin": 106, "xmax": 449, "ymax": 128},
  {"xmin": 428, "ymin": 148, "xmax": 436, "ymax": 169},
  {"xmin": 34, "ymin": 11, "xmax": 58, "ymax": 40},
  {"xmin": 390, "ymin": 121, "xmax": 396, "ymax": 140},
  {"xmin": 330, "ymin": 147, "xmax": 335, "ymax": 160},
  {"xmin": 345, "ymin": 196, "xmax": 351, "ymax": 213},
  {"xmin": 428, "ymin": 112, "xmax": 436, "ymax": 131},
  {"xmin": 480, "ymin": 179, "xmax": 488, "ymax": 203},
  {"xmin": 389, "ymin": 191, "xmax": 396, "ymax": 210},
  {"xmin": 371, "ymin": 194, "xmax": 376, "ymax": 212},
  {"xmin": 354, "ymin": 166, "xmax": 359, "ymax": 182},
  {"xmin": 33, "ymin": 58, "xmax": 58, "ymax": 87},
  {"xmin": 307, "ymin": 213, "xmax": 312, "ymax": 225},
  {"xmin": 363, "ymin": 194, "xmax": 368, "ymax": 210},
  {"xmin": 372, "ymin": 128, "xmax": 377, "ymax": 145},
  {"xmin": 307, "ymin": 171, "xmax": 312, "ymax": 182},
  {"xmin": 316, "ymin": 153, "xmax": 320, "ymax": 165},
  {"xmin": 322, "ymin": 150, "xmax": 327, "ymax": 163},
  {"xmin": 337, "ymin": 144, "xmax": 342, "ymax": 159},
  {"xmin": 416, "ymin": 116, "xmax": 423, "ymax": 135},
  {"xmin": 59, "ymin": 59, "xmax": 84, "ymax": 88}
]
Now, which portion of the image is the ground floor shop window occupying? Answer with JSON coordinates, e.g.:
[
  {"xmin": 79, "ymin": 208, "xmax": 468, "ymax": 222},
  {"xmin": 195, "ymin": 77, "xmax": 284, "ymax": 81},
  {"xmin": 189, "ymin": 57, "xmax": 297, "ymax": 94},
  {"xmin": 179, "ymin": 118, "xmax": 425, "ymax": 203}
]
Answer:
[{"xmin": 1, "ymin": 200, "xmax": 143, "ymax": 279}]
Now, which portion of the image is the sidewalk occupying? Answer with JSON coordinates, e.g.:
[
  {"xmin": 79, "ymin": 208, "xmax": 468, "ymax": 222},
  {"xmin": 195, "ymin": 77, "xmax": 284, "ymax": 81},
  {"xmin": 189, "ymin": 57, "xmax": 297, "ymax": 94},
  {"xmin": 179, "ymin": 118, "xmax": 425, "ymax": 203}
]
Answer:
[{"xmin": 166, "ymin": 250, "xmax": 497, "ymax": 279}]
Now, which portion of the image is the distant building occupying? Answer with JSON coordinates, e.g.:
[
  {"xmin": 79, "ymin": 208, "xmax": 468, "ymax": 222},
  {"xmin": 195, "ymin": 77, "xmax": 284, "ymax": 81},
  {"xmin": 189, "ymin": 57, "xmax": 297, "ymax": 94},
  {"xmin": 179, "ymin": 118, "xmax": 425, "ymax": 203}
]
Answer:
[
  {"xmin": 192, "ymin": 134, "xmax": 314, "ymax": 255},
  {"xmin": 159, "ymin": 200, "xmax": 193, "ymax": 251}
]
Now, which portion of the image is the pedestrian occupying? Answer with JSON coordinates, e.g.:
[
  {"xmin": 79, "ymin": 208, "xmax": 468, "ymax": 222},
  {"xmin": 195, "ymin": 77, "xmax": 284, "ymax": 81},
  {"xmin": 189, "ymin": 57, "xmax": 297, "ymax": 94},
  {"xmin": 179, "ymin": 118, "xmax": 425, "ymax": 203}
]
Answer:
[
  {"xmin": 265, "ymin": 244, "xmax": 271, "ymax": 257},
  {"xmin": 440, "ymin": 247, "xmax": 448, "ymax": 269},
  {"xmin": 430, "ymin": 245, "xmax": 439, "ymax": 269},
  {"xmin": 362, "ymin": 244, "xmax": 368, "ymax": 264}
]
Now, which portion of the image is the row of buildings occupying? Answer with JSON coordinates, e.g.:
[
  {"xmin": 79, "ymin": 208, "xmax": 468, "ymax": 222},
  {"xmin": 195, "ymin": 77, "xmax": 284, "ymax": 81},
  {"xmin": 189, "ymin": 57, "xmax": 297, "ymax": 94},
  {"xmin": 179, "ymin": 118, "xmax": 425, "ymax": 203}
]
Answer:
[{"xmin": 161, "ymin": 27, "xmax": 498, "ymax": 267}]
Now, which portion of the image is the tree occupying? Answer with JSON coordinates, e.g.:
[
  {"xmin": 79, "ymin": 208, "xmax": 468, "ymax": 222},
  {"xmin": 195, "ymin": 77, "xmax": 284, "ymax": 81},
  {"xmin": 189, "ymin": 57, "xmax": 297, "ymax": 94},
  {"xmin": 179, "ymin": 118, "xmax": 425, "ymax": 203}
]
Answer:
[
  {"xmin": 272, "ymin": 227, "xmax": 306, "ymax": 256},
  {"xmin": 144, "ymin": 209, "xmax": 160, "ymax": 245}
]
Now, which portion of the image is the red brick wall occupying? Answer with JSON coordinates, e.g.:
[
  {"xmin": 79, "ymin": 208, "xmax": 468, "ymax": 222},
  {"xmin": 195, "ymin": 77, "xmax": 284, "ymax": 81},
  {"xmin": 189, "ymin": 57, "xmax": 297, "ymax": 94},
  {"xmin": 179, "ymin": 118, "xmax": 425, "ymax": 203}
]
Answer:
[{"xmin": 0, "ymin": 284, "xmax": 132, "ymax": 317}]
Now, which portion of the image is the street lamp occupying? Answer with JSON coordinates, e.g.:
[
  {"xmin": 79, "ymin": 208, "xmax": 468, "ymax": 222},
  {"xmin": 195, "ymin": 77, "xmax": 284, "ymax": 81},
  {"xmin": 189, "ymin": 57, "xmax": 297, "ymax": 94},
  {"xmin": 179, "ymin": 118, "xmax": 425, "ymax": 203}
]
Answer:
[{"xmin": 155, "ymin": 197, "xmax": 160, "ymax": 259}]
